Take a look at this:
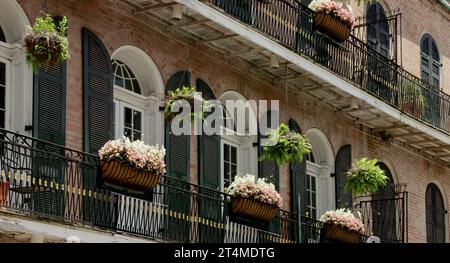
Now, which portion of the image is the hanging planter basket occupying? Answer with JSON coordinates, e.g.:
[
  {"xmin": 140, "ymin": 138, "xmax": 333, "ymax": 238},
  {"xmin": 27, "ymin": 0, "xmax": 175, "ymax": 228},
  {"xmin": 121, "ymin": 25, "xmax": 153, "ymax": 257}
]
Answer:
[
  {"xmin": 321, "ymin": 222, "xmax": 361, "ymax": 243},
  {"xmin": 100, "ymin": 160, "xmax": 162, "ymax": 192},
  {"xmin": 23, "ymin": 14, "xmax": 70, "ymax": 70},
  {"xmin": 313, "ymin": 12, "xmax": 351, "ymax": 42},
  {"xmin": 164, "ymin": 86, "xmax": 204, "ymax": 125},
  {"xmin": 231, "ymin": 197, "xmax": 278, "ymax": 223}
]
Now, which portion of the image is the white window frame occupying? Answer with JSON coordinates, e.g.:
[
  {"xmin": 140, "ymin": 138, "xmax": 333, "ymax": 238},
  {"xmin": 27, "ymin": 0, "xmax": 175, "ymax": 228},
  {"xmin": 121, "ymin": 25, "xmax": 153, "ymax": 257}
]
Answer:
[
  {"xmin": 306, "ymin": 161, "xmax": 320, "ymax": 219},
  {"xmin": 220, "ymin": 139, "xmax": 239, "ymax": 192},
  {"xmin": 0, "ymin": 56, "xmax": 10, "ymax": 131},
  {"xmin": 114, "ymin": 98, "xmax": 145, "ymax": 142}
]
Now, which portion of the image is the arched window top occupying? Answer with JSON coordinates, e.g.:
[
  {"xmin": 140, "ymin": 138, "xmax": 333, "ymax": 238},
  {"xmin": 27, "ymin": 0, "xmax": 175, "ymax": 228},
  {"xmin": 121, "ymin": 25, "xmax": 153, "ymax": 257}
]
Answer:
[
  {"xmin": 112, "ymin": 59, "xmax": 141, "ymax": 94},
  {"xmin": 376, "ymin": 162, "xmax": 395, "ymax": 195},
  {"xmin": 0, "ymin": 26, "xmax": 6, "ymax": 42},
  {"xmin": 420, "ymin": 34, "xmax": 440, "ymax": 88},
  {"xmin": 426, "ymin": 183, "xmax": 446, "ymax": 243},
  {"xmin": 421, "ymin": 34, "xmax": 440, "ymax": 62}
]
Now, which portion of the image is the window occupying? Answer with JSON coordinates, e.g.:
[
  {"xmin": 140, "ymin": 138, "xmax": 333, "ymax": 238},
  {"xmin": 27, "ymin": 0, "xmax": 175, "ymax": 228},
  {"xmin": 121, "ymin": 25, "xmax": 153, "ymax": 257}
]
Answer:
[
  {"xmin": 421, "ymin": 34, "xmax": 440, "ymax": 88},
  {"xmin": 367, "ymin": 3, "xmax": 390, "ymax": 58},
  {"xmin": 222, "ymin": 141, "xmax": 238, "ymax": 188},
  {"xmin": 426, "ymin": 183, "xmax": 446, "ymax": 243},
  {"xmin": 112, "ymin": 59, "xmax": 146, "ymax": 142},
  {"xmin": 112, "ymin": 59, "xmax": 141, "ymax": 94},
  {"xmin": 306, "ymin": 173, "xmax": 317, "ymax": 219}
]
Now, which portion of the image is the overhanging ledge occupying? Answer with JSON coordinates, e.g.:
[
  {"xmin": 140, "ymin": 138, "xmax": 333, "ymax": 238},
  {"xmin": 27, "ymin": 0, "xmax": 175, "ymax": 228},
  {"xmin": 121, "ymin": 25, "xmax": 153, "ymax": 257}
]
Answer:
[{"xmin": 174, "ymin": 0, "xmax": 450, "ymax": 147}]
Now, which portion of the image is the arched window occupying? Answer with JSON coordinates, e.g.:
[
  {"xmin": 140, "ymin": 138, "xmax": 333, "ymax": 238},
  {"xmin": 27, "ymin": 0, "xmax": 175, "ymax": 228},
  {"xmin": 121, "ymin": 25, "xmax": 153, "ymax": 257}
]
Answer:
[
  {"xmin": 421, "ymin": 34, "xmax": 440, "ymax": 88},
  {"xmin": 112, "ymin": 59, "xmax": 144, "ymax": 142},
  {"xmin": 426, "ymin": 183, "xmax": 446, "ymax": 243},
  {"xmin": 113, "ymin": 59, "xmax": 142, "ymax": 94},
  {"xmin": 0, "ymin": 1, "xmax": 33, "ymax": 134},
  {"xmin": 219, "ymin": 91, "xmax": 258, "ymax": 190},
  {"xmin": 367, "ymin": 3, "xmax": 390, "ymax": 58},
  {"xmin": 371, "ymin": 162, "xmax": 396, "ymax": 242},
  {"xmin": 304, "ymin": 129, "xmax": 335, "ymax": 219},
  {"xmin": 111, "ymin": 46, "xmax": 164, "ymax": 145}
]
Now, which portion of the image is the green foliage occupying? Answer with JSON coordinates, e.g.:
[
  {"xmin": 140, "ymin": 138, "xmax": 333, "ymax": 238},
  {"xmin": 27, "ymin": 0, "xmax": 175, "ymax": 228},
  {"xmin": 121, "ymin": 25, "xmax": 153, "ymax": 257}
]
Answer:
[
  {"xmin": 402, "ymin": 79, "xmax": 426, "ymax": 109},
  {"xmin": 24, "ymin": 14, "xmax": 70, "ymax": 71},
  {"xmin": 164, "ymin": 86, "xmax": 205, "ymax": 123},
  {"xmin": 344, "ymin": 158, "xmax": 388, "ymax": 196},
  {"xmin": 259, "ymin": 123, "xmax": 312, "ymax": 166}
]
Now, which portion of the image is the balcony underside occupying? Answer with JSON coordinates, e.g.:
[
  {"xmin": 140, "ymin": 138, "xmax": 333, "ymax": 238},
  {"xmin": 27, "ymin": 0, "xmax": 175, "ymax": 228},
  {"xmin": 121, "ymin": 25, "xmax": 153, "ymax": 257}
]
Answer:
[{"xmin": 123, "ymin": 0, "xmax": 450, "ymax": 166}]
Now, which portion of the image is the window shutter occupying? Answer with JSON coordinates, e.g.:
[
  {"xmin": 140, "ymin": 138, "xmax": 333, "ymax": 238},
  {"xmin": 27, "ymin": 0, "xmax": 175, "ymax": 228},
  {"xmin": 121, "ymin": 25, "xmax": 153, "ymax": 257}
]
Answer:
[
  {"xmin": 165, "ymin": 71, "xmax": 191, "ymax": 182},
  {"xmin": 291, "ymin": 157, "xmax": 307, "ymax": 216},
  {"xmin": 33, "ymin": 63, "xmax": 67, "ymax": 145},
  {"xmin": 82, "ymin": 27, "xmax": 113, "ymax": 155},
  {"xmin": 197, "ymin": 79, "xmax": 220, "ymax": 191},
  {"xmin": 335, "ymin": 144, "xmax": 352, "ymax": 209},
  {"xmin": 258, "ymin": 111, "xmax": 279, "ymax": 191},
  {"xmin": 288, "ymin": 119, "xmax": 306, "ymax": 215},
  {"xmin": 32, "ymin": 62, "xmax": 67, "ymax": 217}
]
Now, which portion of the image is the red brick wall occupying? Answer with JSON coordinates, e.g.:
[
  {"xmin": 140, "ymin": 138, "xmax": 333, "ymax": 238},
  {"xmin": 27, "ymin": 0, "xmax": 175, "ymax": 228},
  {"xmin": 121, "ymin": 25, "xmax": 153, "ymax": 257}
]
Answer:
[{"xmin": 16, "ymin": 0, "xmax": 450, "ymax": 243}]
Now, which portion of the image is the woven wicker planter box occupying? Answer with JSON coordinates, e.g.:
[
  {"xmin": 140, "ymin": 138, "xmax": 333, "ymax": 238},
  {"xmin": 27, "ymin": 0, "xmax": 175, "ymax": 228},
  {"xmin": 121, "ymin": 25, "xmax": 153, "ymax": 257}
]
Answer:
[
  {"xmin": 231, "ymin": 197, "xmax": 278, "ymax": 223},
  {"xmin": 100, "ymin": 160, "xmax": 161, "ymax": 192},
  {"xmin": 313, "ymin": 12, "xmax": 351, "ymax": 42},
  {"xmin": 322, "ymin": 222, "xmax": 361, "ymax": 243}
]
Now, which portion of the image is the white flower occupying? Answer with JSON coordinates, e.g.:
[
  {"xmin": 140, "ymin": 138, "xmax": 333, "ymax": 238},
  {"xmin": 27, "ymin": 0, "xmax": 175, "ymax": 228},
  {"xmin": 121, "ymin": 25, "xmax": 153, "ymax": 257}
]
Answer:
[{"xmin": 308, "ymin": 0, "xmax": 330, "ymax": 11}]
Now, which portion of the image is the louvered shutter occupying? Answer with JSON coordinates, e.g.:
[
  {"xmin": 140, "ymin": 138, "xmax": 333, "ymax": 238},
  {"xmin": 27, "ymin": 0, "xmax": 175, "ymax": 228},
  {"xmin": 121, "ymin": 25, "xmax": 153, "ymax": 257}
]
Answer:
[
  {"xmin": 82, "ymin": 28, "xmax": 114, "ymax": 228},
  {"xmin": 335, "ymin": 145, "xmax": 352, "ymax": 209},
  {"xmin": 258, "ymin": 111, "xmax": 279, "ymax": 191},
  {"xmin": 32, "ymin": 62, "xmax": 67, "ymax": 217},
  {"xmin": 82, "ymin": 27, "xmax": 113, "ymax": 155},
  {"xmin": 165, "ymin": 71, "xmax": 191, "ymax": 182},
  {"xmin": 164, "ymin": 71, "xmax": 191, "ymax": 242}
]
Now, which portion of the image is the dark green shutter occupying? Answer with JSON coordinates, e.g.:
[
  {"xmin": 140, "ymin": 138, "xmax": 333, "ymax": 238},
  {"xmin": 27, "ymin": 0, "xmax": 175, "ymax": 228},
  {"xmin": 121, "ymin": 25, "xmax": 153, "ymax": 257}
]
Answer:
[
  {"xmin": 197, "ymin": 79, "xmax": 219, "ymax": 191},
  {"xmin": 197, "ymin": 79, "xmax": 223, "ymax": 242},
  {"xmin": 291, "ymin": 158, "xmax": 307, "ymax": 216},
  {"xmin": 165, "ymin": 71, "xmax": 191, "ymax": 242},
  {"xmin": 32, "ymin": 61, "xmax": 67, "ymax": 217},
  {"xmin": 81, "ymin": 28, "xmax": 114, "ymax": 227},
  {"xmin": 258, "ymin": 111, "xmax": 279, "ymax": 191},
  {"xmin": 82, "ymin": 27, "xmax": 113, "ymax": 155},
  {"xmin": 335, "ymin": 144, "xmax": 352, "ymax": 209},
  {"xmin": 165, "ymin": 71, "xmax": 191, "ymax": 182}
]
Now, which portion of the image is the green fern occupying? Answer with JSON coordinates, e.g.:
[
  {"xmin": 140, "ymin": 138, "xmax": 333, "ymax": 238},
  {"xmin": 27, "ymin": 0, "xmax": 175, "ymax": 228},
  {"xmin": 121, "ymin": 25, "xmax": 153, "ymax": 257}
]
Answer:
[{"xmin": 344, "ymin": 158, "xmax": 388, "ymax": 196}]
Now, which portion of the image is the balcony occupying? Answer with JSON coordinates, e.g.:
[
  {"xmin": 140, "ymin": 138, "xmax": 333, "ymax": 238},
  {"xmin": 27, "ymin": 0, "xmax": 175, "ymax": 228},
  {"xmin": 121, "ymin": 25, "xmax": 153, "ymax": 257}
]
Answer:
[
  {"xmin": 0, "ymin": 128, "xmax": 406, "ymax": 242},
  {"xmin": 128, "ymin": 0, "xmax": 450, "ymax": 165}
]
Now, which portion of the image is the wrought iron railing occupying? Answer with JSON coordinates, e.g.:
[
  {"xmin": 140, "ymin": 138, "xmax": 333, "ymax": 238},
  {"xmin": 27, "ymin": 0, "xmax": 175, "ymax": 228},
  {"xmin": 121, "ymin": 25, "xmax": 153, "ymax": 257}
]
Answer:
[
  {"xmin": 209, "ymin": 0, "xmax": 450, "ymax": 134},
  {"xmin": 0, "ymin": 129, "xmax": 298, "ymax": 243},
  {"xmin": 354, "ymin": 192, "xmax": 408, "ymax": 243}
]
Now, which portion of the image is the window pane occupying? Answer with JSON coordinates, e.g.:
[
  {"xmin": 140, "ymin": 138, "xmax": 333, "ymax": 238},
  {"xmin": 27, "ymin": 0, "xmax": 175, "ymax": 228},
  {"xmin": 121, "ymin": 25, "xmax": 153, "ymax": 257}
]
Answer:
[
  {"xmin": 0, "ymin": 86, "xmax": 5, "ymax": 109},
  {"xmin": 231, "ymin": 146, "xmax": 237, "ymax": 164},
  {"xmin": 421, "ymin": 37, "xmax": 429, "ymax": 54},
  {"xmin": 124, "ymin": 79, "xmax": 133, "ymax": 92},
  {"xmin": 115, "ymin": 77, "xmax": 124, "ymax": 88},
  {"xmin": 0, "ymin": 62, "xmax": 5, "ymax": 85},
  {"xmin": 133, "ymin": 131, "xmax": 142, "ymax": 141},
  {"xmin": 124, "ymin": 128, "xmax": 132, "ymax": 139},
  {"xmin": 230, "ymin": 164, "xmax": 237, "ymax": 179},
  {"xmin": 311, "ymin": 176, "xmax": 316, "ymax": 191},
  {"xmin": 224, "ymin": 162, "xmax": 230, "ymax": 182},
  {"xmin": 124, "ymin": 107, "xmax": 132, "ymax": 128},
  {"xmin": 133, "ymin": 110, "xmax": 142, "ymax": 131},
  {"xmin": 312, "ymin": 192, "xmax": 316, "ymax": 207},
  {"xmin": 224, "ymin": 144, "xmax": 230, "ymax": 162},
  {"xmin": 432, "ymin": 42, "xmax": 439, "ymax": 61},
  {"xmin": 306, "ymin": 175, "xmax": 311, "ymax": 189},
  {"xmin": 0, "ymin": 111, "xmax": 4, "ymax": 129},
  {"xmin": 132, "ymin": 80, "xmax": 141, "ymax": 94}
]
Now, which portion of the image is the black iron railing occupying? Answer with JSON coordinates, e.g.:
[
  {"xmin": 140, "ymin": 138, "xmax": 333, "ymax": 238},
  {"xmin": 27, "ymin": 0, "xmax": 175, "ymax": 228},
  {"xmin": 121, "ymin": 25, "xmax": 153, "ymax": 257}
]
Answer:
[
  {"xmin": 0, "ymin": 129, "xmax": 298, "ymax": 243},
  {"xmin": 354, "ymin": 192, "xmax": 408, "ymax": 243},
  {"xmin": 209, "ymin": 0, "xmax": 450, "ymax": 134}
]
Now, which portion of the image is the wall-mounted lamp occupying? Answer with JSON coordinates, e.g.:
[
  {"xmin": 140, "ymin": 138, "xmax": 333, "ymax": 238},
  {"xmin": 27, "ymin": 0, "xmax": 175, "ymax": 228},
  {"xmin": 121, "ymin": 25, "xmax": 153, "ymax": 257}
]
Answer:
[
  {"xmin": 171, "ymin": 4, "xmax": 184, "ymax": 20},
  {"xmin": 270, "ymin": 54, "xmax": 280, "ymax": 68}
]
